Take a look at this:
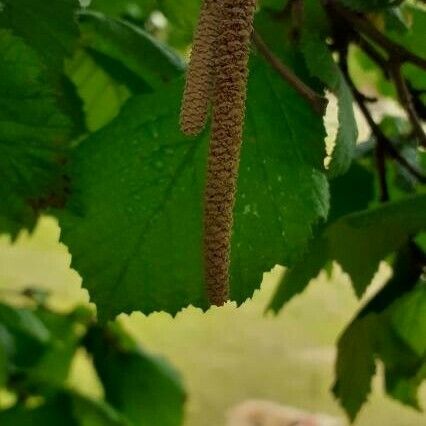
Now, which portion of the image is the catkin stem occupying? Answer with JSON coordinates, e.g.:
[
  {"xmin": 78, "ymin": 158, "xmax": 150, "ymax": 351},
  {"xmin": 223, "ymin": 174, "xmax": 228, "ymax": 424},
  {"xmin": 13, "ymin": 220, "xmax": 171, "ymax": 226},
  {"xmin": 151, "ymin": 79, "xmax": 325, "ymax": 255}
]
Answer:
[
  {"xmin": 180, "ymin": 0, "xmax": 221, "ymax": 136},
  {"xmin": 204, "ymin": 0, "xmax": 257, "ymax": 305}
]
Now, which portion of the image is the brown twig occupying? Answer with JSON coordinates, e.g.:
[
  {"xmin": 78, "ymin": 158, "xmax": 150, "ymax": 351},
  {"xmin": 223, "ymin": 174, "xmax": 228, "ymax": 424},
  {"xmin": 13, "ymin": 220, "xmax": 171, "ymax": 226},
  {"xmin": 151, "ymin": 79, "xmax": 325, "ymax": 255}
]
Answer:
[
  {"xmin": 252, "ymin": 31, "xmax": 328, "ymax": 115},
  {"xmin": 389, "ymin": 62, "xmax": 426, "ymax": 148},
  {"xmin": 356, "ymin": 91, "xmax": 426, "ymax": 184},
  {"xmin": 352, "ymin": 33, "xmax": 426, "ymax": 148},
  {"xmin": 328, "ymin": 0, "xmax": 426, "ymax": 71},
  {"xmin": 375, "ymin": 140, "xmax": 390, "ymax": 202},
  {"xmin": 338, "ymin": 50, "xmax": 426, "ymax": 185}
]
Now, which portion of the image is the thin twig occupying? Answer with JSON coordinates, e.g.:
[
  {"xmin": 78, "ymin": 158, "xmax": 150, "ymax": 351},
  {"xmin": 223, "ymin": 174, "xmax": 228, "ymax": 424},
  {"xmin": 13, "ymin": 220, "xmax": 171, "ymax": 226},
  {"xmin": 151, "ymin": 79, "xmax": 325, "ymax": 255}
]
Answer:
[
  {"xmin": 353, "ymin": 34, "xmax": 426, "ymax": 148},
  {"xmin": 356, "ymin": 91, "xmax": 426, "ymax": 184},
  {"xmin": 252, "ymin": 30, "xmax": 328, "ymax": 115},
  {"xmin": 356, "ymin": 36, "xmax": 389, "ymax": 76},
  {"xmin": 328, "ymin": 0, "xmax": 426, "ymax": 71},
  {"xmin": 338, "ymin": 51, "xmax": 426, "ymax": 185},
  {"xmin": 389, "ymin": 62, "xmax": 426, "ymax": 148},
  {"xmin": 375, "ymin": 140, "xmax": 390, "ymax": 202}
]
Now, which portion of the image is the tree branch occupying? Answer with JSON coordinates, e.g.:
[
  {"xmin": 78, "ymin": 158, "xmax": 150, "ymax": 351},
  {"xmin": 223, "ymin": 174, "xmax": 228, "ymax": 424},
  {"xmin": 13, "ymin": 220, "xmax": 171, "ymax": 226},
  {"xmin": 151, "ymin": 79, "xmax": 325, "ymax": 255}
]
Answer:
[
  {"xmin": 338, "ymin": 52, "xmax": 426, "ymax": 185},
  {"xmin": 389, "ymin": 62, "xmax": 426, "ymax": 148},
  {"xmin": 353, "ymin": 34, "xmax": 426, "ymax": 148},
  {"xmin": 355, "ymin": 90, "xmax": 426, "ymax": 184},
  {"xmin": 327, "ymin": 0, "xmax": 426, "ymax": 71},
  {"xmin": 375, "ymin": 139, "xmax": 390, "ymax": 202},
  {"xmin": 252, "ymin": 30, "xmax": 328, "ymax": 115}
]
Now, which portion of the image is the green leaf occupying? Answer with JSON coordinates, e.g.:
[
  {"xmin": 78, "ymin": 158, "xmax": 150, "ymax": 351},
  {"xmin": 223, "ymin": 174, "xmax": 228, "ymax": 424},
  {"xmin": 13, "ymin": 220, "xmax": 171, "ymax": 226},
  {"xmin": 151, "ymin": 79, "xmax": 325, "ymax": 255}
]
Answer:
[
  {"xmin": 89, "ymin": 0, "xmax": 200, "ymax": 47},
  {"xmin": 78, "ymin": 11, "xmax": 185, "ymax": 90},
  {"xmin": 0, "ymin": 392, "xmax": 128, "ymax": 426},
  {"xmin": 260, "ymin": 0, "xmax": 289, "ymax": 11},
  {"xmin": 268, "ymin": 162, "xmax": 375, "ymax": 311},
  {"xmin": 72, "ymin": 393, "xmax": 130, "ymax": 426},
  {"xmin": 385, "ymin": 361, "xmax": 426, "ymax": 409},
  {"xmin": 59, "ymin": 31, "xmax": 329, "ymax": 318},
  {"xmin": 24, "ymin": 307, "xmax": 92, "ymax": 391},
  {"xmin": 333, "ymin": 307, "xmax": 424, "ymax": 420},
  {"xmin": 0, "ymin": 304, "xmax": 50, "ymax": 346},
  {"xmin": 0, "ymin": 30, "xmax": 73, "ymax": 236},
  {"xmin": 301, "ymin": 7, "xmax": 358, "ymax": 177},
  {"xmin": 0, "ymin": 302, "xmax": 93, "ymax": 394},
  {"xmin": 0, "ymin": 0, "xmax": 86, "ymax": 138},
  {"xmin": 333, "ymin": 244, "xmax": 426, "ymax": 419},
  {"xmin": 269, "ymin": 195, "xmax": 426, "ymax": 311},
  {"xmin": 0, "ymin": 325, "xmax": 14, "ymax": 386},
  {"xmin": 328, "ymin": 162, "xmax": 375, "ymax": 223},
  {"xmin": 332, "ymin": 315, "xmax": 378, "ymax": 421},
  {"xmin": 387, "ymin": 5, "xmax": 426, "ymax": 90},
  {"xmin": 338, "ymin": 0, "xmax": 401, "ymax": 11},
  {"xmin": 66, "ymin": 49, "xmax": 131, "ymax": 132},
  {"xmin": 85, "ymin": 323, "xmax": 185, "ymax": 426},
  {"xmin": 0, "ymin": 0, "xmax": 80, "ymax": 70},
  {"xmin": 0, "ymin": 394, "xmax": 78, "ymax": 426},
  {"xmin": 391, "ymin": 284, "xmax": 426, "ymax": 357},
  {"xmin": 356, "ymin": 243, "xmax": 425, "ymax": 318}
]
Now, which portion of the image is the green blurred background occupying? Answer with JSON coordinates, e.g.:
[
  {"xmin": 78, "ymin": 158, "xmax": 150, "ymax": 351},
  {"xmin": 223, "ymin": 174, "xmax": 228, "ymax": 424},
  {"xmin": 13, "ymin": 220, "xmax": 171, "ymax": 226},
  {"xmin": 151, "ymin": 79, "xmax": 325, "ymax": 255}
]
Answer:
[{"xmin": 0, "ymin": 217, "xmax": 424, "ymax": 425}]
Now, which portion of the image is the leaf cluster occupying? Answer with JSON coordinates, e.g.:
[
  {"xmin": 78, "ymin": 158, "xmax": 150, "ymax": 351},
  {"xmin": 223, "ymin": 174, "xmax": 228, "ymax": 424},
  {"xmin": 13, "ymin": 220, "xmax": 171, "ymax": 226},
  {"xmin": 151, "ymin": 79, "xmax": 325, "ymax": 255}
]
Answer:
[{"xmin": 0, "ymin": 295, "xmax": 185, "ymax": 426}]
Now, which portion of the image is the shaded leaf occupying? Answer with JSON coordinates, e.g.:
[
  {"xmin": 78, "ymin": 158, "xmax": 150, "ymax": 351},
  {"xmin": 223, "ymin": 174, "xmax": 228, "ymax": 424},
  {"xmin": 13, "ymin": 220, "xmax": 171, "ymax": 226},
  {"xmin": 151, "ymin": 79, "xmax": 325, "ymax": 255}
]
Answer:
[
  {"xmin": 338, "ymin": 0, "xmax": 401, "ymax": 11},
  {"xmin": 333, "ymin": 315, "xmax": 378, "ymax": 421},
  {"xmin": 269, "ymin": 195, "xmax": 426, "ymax": 311},
  {"xmin": 0, "ymin": 0, "xmax": 80, "ymax": 70},
  {"xmin": 78, "ymin": 11, "xmax": 184, "ymax": 90},
  {"xmin": 85, "ymin": 323, "xmax": 185, "ymax": 426},
  {"xmin": 301, "ymin": 5, "xmax": 358, "ymax": 177},
  {"xmin": 0, "ymin": 30, "xmax": 73, "ymax": 236},
  {"xmin": 391, "ymin": 284, "xmax": 426, "ymax": 357}
]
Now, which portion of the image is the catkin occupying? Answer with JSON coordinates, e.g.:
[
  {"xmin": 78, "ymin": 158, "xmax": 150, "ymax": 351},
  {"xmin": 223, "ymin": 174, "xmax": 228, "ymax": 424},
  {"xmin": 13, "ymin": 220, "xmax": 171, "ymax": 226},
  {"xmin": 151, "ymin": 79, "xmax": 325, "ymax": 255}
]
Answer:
[
  {"xmin": 180, "ymin": 0, "xmax": 221, "ymax": 136},
  {"xmin": 204, "ymin": 0, "xmax": 257, "ymax": 305}
]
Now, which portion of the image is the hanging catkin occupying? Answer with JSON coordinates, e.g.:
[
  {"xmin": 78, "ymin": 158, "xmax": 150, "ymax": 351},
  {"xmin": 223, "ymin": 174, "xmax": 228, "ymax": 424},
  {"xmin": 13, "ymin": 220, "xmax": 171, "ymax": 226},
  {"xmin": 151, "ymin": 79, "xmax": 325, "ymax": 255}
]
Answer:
[
  {"xmin": 204, "ymin": 0, "xmax": 257, "ymax": 305},
  {"xmin": 180, "ymin": 0, "xmax": 221, "ymax": 136}
]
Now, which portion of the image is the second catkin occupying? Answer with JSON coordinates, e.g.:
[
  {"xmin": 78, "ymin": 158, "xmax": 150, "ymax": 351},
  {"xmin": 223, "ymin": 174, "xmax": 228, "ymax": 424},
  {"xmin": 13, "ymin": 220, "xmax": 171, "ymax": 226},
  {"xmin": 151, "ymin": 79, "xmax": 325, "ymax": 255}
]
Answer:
[{"xmin": 180, "ymin": 0, "xmax": 221, "ymax": 136}]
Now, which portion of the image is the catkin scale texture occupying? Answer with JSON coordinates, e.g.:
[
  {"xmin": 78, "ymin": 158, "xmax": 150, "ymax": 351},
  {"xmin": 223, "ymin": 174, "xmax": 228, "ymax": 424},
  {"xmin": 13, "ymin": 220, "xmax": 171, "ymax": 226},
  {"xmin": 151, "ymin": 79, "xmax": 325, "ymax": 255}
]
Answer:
[
  {"xmin": 204, "ymin": 0, "xmax": 257, "ymax": 305},
  {"xmin": 180, "ymin": 0, "xmax": 220, "ymax": 136}
]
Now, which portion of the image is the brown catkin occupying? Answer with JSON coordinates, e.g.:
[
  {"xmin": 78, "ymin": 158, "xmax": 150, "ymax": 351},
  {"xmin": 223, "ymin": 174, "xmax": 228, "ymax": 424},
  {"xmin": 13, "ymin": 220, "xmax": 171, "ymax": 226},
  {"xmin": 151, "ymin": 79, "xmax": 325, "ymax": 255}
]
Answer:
[
  {"xmin": 204, "ymin": 0, "xmax": 257, "ymax": 305},
  {"xmin": 180, "ymin": 0, "xmax": 221, "ymax": 136}
]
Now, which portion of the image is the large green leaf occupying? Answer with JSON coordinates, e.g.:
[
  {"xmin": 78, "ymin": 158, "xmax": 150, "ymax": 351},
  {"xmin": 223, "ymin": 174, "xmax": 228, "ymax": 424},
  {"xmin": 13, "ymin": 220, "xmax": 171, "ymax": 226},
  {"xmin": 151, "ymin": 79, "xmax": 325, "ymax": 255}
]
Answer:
[
  {"xmin": 0, "ymin": 30, "xmax": 73, "ymax": 236},
  {"xmin": 269, "ymin": 195, "xmax": 426, "ymax": 311},
  {"xmin": 85, "ymin": 323, "xmax": 185, "ymax": 426},
  {"xmin": 59, "ymin": 29, "xmax": 329, "ymax": 318}
]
